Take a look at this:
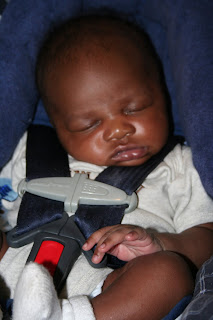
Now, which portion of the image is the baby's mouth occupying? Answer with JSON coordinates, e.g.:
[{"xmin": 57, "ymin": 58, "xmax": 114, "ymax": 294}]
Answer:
[{"xmin": 111, "ymin": 146, "xmax": 148, "ymax": 162}]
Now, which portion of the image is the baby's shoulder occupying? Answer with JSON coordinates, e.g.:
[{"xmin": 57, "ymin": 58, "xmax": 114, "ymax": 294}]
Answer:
[{"xmin": 164, "ymin": 143, "xmax": 193, "ymax": 174}]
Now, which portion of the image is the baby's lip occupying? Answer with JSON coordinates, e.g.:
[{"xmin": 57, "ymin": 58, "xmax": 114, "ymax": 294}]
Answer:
[{"xmin": 111, "ymin": 145, "xmax": 148, "ymax": 162}]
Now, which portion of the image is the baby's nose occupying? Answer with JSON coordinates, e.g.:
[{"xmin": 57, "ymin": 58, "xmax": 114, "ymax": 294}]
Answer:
[{"xmin": 103, "ymin": 119, "xmax": 135, "ymax": 141}]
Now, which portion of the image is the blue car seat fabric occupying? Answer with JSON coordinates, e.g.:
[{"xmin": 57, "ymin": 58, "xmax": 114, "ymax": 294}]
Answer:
[{"xmin": 0, "ymin": 0, "xmax": 213, "ymax": 201}]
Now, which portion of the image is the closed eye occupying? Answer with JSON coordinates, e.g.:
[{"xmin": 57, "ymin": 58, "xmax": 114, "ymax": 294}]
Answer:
[
  {"xmin": 124, "ymin": 105, "xmax": 147, "ymax": 115},
  {"xmin": 69, "ymin": 120, "xmax": 101, "ymax": 133}
]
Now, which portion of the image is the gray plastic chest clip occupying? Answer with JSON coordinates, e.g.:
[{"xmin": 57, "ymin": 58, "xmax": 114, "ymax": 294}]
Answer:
[{"xmin": 18, "ymin": 173, "xmax": 138, "ymax": 214}]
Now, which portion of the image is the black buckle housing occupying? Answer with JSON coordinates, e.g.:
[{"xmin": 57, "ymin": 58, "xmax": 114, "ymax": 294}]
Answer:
[{"xmin": 7, "ymin": 213, "xmax": 107, "ymax": 293}]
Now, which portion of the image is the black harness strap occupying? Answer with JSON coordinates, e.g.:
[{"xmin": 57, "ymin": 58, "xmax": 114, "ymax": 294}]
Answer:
[{"xmin": 16, "ymin": 125, "xmax": 70, "ymax": 236}]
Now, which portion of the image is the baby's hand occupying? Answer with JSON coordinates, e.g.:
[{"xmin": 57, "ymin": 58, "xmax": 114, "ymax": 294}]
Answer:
[{"xmin": 82, "ymin": 225, "xmax": 164, "ymax": 264}]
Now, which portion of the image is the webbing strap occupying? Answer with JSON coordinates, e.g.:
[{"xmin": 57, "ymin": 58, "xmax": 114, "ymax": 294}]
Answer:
[{"xmin": 16, "ymin": 125, "xmax": 70, "ymax": 235}]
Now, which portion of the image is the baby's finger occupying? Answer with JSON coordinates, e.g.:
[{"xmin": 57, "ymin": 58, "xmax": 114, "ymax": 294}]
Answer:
[
  {"xmin": 94, "ymin": 226, "xmax": 137, "ymax": 253},
  {"xmin": 124, "ymin": 228, "xmax": 147, "ymax": 241},
  {"xmin": 82, "ymin": 226, "xmax": 114, "ymax": 251},
  {"xmin": 91, "ymin": 250, "xmax": 106, "ymax": 264}
]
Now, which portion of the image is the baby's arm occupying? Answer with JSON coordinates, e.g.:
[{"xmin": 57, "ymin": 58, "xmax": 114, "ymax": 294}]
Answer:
[
  {"xmin": 83, "ymin": 223, "xmax": 213, "ymax": 270},
  {"xmin": 82, "ymin": 224, "xmax": 163, "ymax": 264},
  {"xmin": 0, "ymin": 230, "xmax": 8, "ymax": 260}
]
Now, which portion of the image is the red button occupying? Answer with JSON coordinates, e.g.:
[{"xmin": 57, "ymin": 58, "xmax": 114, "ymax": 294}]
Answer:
[{"xmin": 35, "ymin": 240, "xmax": 64, "ymax": 276}]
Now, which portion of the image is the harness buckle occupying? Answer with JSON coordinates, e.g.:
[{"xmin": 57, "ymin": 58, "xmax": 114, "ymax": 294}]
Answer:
[
  {"xmin": 18, "ymin": 173, "xmax": 138, "ymax": 214},
  {"xmin": 7, "ymin": 213, "xmax": 107, "ymax": 293}
]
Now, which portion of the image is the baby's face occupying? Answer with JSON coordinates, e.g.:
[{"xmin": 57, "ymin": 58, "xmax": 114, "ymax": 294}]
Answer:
[{"xmin": 46, "ymin": 44, "xmax": 169, "ymax": 167}]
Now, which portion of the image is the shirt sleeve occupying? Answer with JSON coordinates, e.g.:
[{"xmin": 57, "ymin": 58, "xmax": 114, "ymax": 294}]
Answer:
[{"xmin": 164, "ymin": 145, "xmax": 213, "ymax": 233}]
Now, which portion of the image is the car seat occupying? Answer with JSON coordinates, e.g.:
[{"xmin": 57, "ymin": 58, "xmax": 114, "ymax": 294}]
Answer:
[{"xmin": 0, "ymin": 1, "xmax": 213, "ymax": 319}]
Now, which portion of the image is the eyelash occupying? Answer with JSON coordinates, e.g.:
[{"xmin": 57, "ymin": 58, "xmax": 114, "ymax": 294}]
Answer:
[
  {"xmin": 124, "ymin": 106, "xmax": 145, "ymax": 115},
  {"xmin": 79, "ymin": 120, "xmax": 101, "ymax": 132}
]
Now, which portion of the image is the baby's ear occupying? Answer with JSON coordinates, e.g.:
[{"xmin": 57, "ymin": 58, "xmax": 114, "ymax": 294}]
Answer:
[{"xmin": 13, "ymin": 262, "xmax": 62, "ymax": 320}]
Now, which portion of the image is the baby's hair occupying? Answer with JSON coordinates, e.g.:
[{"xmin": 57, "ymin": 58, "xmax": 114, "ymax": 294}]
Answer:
[{"xmin": 36, "ymin": 15, "xmax": 165, "ymax": 105}]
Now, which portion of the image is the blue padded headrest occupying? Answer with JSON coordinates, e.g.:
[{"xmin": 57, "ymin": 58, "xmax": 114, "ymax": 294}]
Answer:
[{"xmin": 0, "ymin": 0, "xmax": 213, "ymax": 198}]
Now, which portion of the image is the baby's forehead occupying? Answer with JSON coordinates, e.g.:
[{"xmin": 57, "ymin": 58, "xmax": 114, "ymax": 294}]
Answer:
[
  {"xmin": 37, "ymin": 16, "xmax": 162, "ymax": 106},
  {"xmin": 50, "ymin": 16, "xmax": 150, "ymax": 65}
]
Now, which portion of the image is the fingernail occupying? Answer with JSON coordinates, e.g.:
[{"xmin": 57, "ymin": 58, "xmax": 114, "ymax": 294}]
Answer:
[
  {"xmin": 82, "ymin": 242, "xmax": 87, "ymax": 249},
  {"xmin": 93, "ymin": 254, "xmax": 99, "ymax": 262}
]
